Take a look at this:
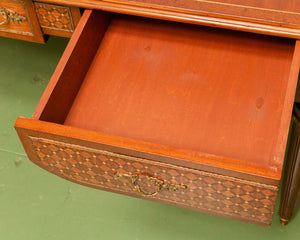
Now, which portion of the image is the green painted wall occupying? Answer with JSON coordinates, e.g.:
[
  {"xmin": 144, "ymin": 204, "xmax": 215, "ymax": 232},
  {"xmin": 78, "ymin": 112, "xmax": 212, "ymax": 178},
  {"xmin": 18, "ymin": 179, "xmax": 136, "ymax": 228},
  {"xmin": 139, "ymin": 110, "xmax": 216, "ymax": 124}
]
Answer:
[{"xmin": 0, "ymin": 36, "xmax": 299, "ymax": 240}]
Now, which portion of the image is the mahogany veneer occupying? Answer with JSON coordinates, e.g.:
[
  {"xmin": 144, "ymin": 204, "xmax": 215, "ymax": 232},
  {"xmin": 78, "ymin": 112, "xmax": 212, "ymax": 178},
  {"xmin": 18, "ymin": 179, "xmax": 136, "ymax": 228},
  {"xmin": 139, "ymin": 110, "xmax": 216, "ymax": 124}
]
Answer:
[
  {"xmin": 0, "ymin": 0, "xmax": 81, "ymax": 42},
  {"xmin": 15, "ymin": 10, "xmax": 300, "ymax": 226},
  {"xmin": 0, "ymin": 0, "xmax": 44, "ymax": 43},
  {"xmin": 36, "ymin": 0, "xmax": 300, "ymax": 38}
]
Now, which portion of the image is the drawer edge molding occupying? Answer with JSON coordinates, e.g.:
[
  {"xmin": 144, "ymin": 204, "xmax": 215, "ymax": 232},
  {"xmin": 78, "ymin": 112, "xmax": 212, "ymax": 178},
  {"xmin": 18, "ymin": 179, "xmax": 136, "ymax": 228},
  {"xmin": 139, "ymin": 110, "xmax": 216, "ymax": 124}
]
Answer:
[
  {"xmin": 35, "ymin": 0, "xmax": 300, "ymax": 38},
  {"xmin": 27, "ymin": 136, "xmax": 277, "ymax": 226}
]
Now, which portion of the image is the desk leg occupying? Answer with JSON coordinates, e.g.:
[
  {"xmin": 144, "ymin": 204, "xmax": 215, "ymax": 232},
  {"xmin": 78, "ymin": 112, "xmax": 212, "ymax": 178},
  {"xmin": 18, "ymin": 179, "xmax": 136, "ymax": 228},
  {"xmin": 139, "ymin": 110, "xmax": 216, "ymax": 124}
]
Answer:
[{"xmin": 279, "ymin": 103, "xmax": 300, "ymax": 225}]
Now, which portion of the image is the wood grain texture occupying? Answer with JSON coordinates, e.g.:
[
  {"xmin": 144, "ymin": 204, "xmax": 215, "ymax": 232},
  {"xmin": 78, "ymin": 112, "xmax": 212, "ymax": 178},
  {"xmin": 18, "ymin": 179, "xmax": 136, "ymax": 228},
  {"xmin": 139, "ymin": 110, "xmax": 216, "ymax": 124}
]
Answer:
[
  {"xmin": 25, "ymin": 11, "xmax": 299, "ymax": 181},
  {"xmin": 35, "ymin": 0, "xmax": 300, "ymax": 38},
  {"xmin": 33, "ymin": 10, "xmax": 110, "ymax": 122},
  {"xmin": 0, "ymin": 0, "xmax": 44, "ymax": 43},
  {"xmin": 34, "ymin": 2, "xmax": 81, "ymax": 37},
  {"xmin": 64, "ymin": 15, "xmax": 296, "ymax": 180},
  {"xmin": 127, "ymin": 0, "xmax": 300, "ymax": 24}
]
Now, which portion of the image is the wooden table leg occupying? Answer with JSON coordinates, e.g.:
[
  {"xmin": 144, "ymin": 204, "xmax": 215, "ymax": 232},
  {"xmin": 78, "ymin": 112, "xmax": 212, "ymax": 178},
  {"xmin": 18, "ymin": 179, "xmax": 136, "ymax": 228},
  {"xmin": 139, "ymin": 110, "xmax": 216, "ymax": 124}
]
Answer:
[{"xmin": 279, "ymin": 103, "xmax": 300, "ymax": 225}]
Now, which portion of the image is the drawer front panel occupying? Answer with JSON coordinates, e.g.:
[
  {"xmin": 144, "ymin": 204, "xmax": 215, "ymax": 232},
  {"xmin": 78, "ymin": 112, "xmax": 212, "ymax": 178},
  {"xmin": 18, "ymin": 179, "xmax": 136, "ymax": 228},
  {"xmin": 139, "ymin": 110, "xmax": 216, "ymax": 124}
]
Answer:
[
  {"xmin": 34, "ymin": 2, "xmax": 81, "ymax": 37},
  {"xmin": 30, "ymin": 137, "xmax": 277, "ymax": 226},
  {"xmin": 0, "ymin": 0, "xmax": 44, "ymax": 42},
  {"xmin": 0, "ymin": 0, "xmax": 31, "ymax": 34}
]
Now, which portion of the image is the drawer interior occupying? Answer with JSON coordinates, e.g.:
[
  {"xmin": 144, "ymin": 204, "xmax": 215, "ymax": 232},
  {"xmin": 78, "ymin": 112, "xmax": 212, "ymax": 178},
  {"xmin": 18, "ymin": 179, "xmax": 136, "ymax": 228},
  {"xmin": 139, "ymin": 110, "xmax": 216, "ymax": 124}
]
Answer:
[{"xmin": 34, "ymin": 10, "xmax": 298, "ymax": 179}]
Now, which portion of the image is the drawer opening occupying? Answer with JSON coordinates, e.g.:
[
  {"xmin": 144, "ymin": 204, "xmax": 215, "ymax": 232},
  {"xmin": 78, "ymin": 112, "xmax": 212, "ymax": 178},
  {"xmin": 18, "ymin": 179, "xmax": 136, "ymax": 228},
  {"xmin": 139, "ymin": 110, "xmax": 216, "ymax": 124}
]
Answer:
[{"xmin": 30, "ymin": 10, "xmax": 299, "ymax": 179}]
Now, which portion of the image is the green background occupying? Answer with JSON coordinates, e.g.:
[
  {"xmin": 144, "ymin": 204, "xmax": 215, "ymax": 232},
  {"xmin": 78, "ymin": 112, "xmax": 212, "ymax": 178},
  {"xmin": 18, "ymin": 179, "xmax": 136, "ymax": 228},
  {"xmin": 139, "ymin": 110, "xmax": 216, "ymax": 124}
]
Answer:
[{"xmin": 0, "ymin": 36, "xmax": 299, "ymax": 240}]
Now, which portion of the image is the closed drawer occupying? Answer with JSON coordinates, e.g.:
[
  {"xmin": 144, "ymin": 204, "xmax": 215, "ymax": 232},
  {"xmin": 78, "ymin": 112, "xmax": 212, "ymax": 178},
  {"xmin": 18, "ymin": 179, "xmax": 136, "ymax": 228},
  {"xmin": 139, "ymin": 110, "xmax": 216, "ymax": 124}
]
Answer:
[
  {"xmin": 15, "ymin": 10, "xmax": 300, "ymax": 226},
  {"xmin": 0, "ymin": 0, "xmax": 44, "ymax": 43},
  {"xmin": 34, "ymin": 2, "xmax": 81, "ymax": 37}
]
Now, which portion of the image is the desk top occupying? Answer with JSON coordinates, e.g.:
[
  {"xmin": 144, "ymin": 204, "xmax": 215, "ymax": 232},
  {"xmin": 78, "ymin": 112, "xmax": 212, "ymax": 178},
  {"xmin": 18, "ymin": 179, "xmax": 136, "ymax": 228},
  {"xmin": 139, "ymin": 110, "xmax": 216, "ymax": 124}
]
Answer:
[{"xmin": 40, "ymin": 0, "xmax": 300, "ymax": 38}]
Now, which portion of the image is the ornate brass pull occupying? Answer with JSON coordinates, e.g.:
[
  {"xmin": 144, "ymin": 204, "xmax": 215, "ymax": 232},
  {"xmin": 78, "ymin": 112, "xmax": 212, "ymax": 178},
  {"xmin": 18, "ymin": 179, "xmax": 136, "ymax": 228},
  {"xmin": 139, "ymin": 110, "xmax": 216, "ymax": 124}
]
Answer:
[
  {"xmin": 0, "ymin": 7, "xmax": 26, "ymax": 26},
  {"xmin": 115, "ymin": 172, "xmax": 187, "ymax": 197}
]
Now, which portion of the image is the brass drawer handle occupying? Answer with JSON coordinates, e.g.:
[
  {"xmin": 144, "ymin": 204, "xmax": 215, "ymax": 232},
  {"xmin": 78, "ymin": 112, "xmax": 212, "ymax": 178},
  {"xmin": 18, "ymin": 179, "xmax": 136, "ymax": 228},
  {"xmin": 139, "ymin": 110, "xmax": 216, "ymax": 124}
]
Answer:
[
  {"xmin": 0, "ymin": 7, "xmax": 26, "ymax": 26},
  {"xmin": 115, "ymin": 172, "xmax": 187, "ymax": 197}
]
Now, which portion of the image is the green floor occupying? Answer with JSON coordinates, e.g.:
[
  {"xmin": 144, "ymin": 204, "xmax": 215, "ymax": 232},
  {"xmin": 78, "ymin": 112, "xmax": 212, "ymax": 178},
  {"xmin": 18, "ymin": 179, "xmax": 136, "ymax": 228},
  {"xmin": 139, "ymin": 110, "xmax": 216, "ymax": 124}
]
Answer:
[{"xmin": 0, "ymin": 35, "xmax": 300, "ymax": 240}]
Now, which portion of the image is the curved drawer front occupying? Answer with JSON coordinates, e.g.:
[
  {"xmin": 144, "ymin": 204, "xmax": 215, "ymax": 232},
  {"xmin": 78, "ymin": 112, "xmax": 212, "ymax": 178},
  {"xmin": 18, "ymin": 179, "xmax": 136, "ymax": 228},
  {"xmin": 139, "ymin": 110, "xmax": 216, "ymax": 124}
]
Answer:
[
  {"xmin": 0, "ymin": 0, "xmax": 44, "ymax": 42},
  {"xmin": 30, "ymin": 137, "xmax": 277, "ymax": 226}
]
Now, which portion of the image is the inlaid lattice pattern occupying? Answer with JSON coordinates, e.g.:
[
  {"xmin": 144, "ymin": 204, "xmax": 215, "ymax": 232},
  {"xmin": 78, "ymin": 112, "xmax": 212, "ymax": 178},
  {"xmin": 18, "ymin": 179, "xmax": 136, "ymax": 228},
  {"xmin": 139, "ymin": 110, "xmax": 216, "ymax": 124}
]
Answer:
[
  {"xmin": 30, "ymin": 137, "xmax": 278, "ymax": 225},
  {"xmin": 34, "ymin": 3, "xmax": 74, "ymax": 32}
]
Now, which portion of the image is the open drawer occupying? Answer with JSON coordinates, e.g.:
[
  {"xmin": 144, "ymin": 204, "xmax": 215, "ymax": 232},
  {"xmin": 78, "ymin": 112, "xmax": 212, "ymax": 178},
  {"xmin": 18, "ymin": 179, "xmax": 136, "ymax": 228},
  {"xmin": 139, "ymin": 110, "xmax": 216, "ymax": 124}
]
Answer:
[{"xmin": 15, "ymin": 10, "xmax": 300, "ymax": 226}]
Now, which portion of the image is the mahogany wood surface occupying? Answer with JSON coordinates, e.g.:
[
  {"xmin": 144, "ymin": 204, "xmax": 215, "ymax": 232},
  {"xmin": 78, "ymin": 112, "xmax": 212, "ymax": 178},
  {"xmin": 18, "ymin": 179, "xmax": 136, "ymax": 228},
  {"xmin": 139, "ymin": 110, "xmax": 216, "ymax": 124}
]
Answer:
[
  {"xmin": 16, "ymin": 10, "xmax": 284, "ymax": 183},
  {"xmin": 36, "ymin": 0, "xmax": 300, "ymax": 38},
  {"xmin": 64, "ymin": 15, "xmax": 297, "ymax": 179},
  {"xmin": 20, "ymin": 10, "xmax": 298, "ymax": 181},
  {"xmin": 33, "ymin": 10, "xmax": 110, "ymax": 122},
  {"xmin": 14, "ymin": 9, "xmax": 300, "ymax": 226},
  {"xmin": 122, "ymin": 0, "xmax": 300, "ymax": 25}
]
